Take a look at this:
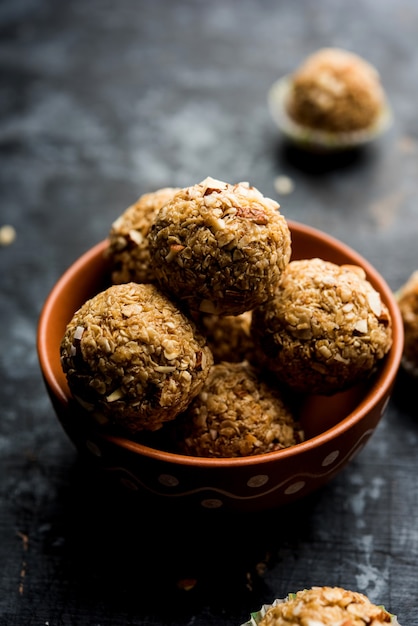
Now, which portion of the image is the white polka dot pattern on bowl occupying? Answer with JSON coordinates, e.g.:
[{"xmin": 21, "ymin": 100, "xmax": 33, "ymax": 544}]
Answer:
[
  {"xmin": 284, "ymin": 480, "xmax": 306, "ymax": 495},
  {"xmin": 247, "ymin": 475, "xmax": 269, "ymax": 488},
  {"xmin": 82, "ymin": 424, "xmax": 378, "ymax": 509},
  {"xmin": 158, "ymin": 474, "xmax": 180, "ymax": 487},
  {"xmin": 85, "ymin": 440, "xmax": 102, "ymax": 457},
  {"xmin": 322, "ymin": 450, "xmax": 340, "ymax": 466},
  {"xmin": 201, "ymin": 498, "xmax": 223, "ymax": 509}
]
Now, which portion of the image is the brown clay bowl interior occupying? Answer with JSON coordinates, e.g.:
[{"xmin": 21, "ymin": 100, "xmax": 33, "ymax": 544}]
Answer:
[{"xmin": 37, "ymin": 220, "xmax": 404, "ymax": 512}]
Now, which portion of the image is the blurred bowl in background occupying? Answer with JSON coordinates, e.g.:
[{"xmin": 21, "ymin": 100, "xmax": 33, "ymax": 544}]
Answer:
[{"xmin": 268, "ymin": 76, "xmax": 392, "ymax": 152}]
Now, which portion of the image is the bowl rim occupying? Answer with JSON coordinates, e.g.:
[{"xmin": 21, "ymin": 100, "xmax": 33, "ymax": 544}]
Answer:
[{"xmin": 37, "ymin": 220, "xmax": 404, "ymax": 468}]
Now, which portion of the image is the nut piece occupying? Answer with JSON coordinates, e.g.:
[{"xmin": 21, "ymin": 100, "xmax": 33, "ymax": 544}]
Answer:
[
  {"xmin": 60, "ymin": 282, "xmax": 213, "ymax": 433},
  {"xmin": 251, "ymin": 258, "xmax": 392, "ymax": 395},
  {"xmin": 174, "ymin": 361, "xmax": 303, "ymax": 458},
  {"xmin": 256, "ymin": 586, "xmax": 393, "ymax": 626},
  {"xmin": 396, "ymin": 269, "xmax": 418, "ymax": 377},
  {"xmin": 287, "ymin": 48, "xmax": 386, "ymax": 132},
  {"xmin": 147, "ymin": 177, "xmax": 292, "ymax": 315},
  {"xmin": 105, "ymin": 187, "xmax": 181, "ymax": 284}
]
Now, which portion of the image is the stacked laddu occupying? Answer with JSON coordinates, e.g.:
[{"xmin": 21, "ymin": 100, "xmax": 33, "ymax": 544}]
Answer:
[{"xmin": 60, "ymin": 177, "xmax": 393, "ymax": 457}]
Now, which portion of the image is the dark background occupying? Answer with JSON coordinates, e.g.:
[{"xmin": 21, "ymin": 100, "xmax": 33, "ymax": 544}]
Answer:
[{"xmin": 1, "ymin": 1, "xmax": 417, "ymax": 624}]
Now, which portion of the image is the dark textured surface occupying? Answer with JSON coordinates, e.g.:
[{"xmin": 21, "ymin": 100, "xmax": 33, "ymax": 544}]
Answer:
[{"xmin": 1, "ymin": 1, "xmax": 417, "ymax": 624}]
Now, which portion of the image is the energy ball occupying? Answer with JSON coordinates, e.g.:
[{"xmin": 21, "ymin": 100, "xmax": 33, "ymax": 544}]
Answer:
[
  {"xmin": 396, "ymin": 269, "xmax": 418, "ymax": 377},
  {"xmin": 105, "ymin": 187, "xmax": 181, "ymax": 285},
  {"xmin": 248, "ymin": 587, "xmax": 397, "ymax": 626},
  {"xmin": 251, "ymin": 258, "xmax": 392, "ymax": 395},
  {"xmin": 60, "ymin": 282, "xmax": 213, "ymax": 434},
  {"xmin": 196, "ymin": 310, "xmax": 256, "ymax": 364},
  {"xmin": 287, "ymin": 48, "xmax": 387, "ymax": 133},
  {"xmin": 147, "ymin": 176, "xmax": 292, "ymax": 316},
  {"xmin": 174, "ymin": 361, "xmax": 303, "ymax": 458}
]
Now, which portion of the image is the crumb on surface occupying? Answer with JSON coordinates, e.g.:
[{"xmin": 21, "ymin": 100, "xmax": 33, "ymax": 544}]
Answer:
[
  {"xmin": 0, "ymin": 224, "xmax": 16, "ymax": 246},
  {"xmin": 274, "ymin": 175, "xmax": 294, "ymax": 195}
]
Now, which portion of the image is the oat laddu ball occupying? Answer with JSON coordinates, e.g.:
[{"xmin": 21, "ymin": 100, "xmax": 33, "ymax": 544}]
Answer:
[
  {"xmin": 196, "ymin": 310, "xmax": 256, "ymax": 364},
  {"xmin": 105, "ymin": 186, "xmax": 181, "ymax": 285},
  {"xmin": 60, "ymin": 282, "xmax": 213, "ymax": 434},
  {"xmin": 175, "ymin": 361, "xmax": 303, "ymax": 458},
  {"xmin": 396, "ymin": 269, "xmax": 418, "ymax": 377},
  {"xmin": 147, "ymin": 176, "xmax": 292, "ymax": 316},
  {"xmin": 287, "ymin": 47, "xmax": 386, "ymax": 133},
  {"xmin": 253, "ymin": 587, "xmax": 396, "ymax": 626},
  {"xmin": 251, "ymin": 258, "xmax": 392, "ymax": 395}
]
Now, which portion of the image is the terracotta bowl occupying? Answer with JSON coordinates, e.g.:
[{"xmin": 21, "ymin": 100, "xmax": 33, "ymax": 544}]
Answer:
[{"xmin": 37, "ymin": 221, "xmax": 403, "ymax": 512}]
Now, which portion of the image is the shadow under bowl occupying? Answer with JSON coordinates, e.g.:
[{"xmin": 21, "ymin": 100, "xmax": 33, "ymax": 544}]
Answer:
[{"xmin": 37, "ymin": 220, "xmax": 403, "ymax": 512}]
